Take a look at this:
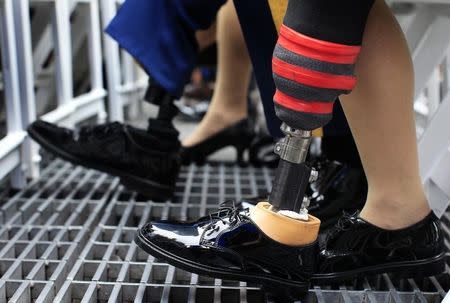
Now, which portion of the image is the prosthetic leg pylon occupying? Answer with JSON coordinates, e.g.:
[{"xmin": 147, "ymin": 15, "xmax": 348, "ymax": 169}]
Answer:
[{"xmin": 269, "ymin": 123, "xmax": 317, "ymax": 215}]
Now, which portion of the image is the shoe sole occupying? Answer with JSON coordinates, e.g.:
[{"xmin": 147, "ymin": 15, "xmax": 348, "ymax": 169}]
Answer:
[
  {"xmin": 28, "ymin": 126, "xmax": 174, "ymax": 201},
  {"xmin": 134, "ymin": 229, "xmax": 310, "ymax": 300},
  {"xmin": 312, "ymin": 252, "xmax": 446, "ymax": 284}
]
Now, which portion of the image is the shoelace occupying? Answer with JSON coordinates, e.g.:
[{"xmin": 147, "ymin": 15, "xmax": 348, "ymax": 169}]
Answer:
[
  {"xmin": 326, "ymin": 210, "xmax": 359, "ymax": 242},
  {"xmin": 203, "ymin": 200, "xmax": 248, "ymax": 238},
  {"xmin": 335, "ymin": 211, "xmax": 359, "ymax": 230}
]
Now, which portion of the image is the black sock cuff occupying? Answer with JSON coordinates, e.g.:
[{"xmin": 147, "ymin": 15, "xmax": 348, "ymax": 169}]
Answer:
[
  {"xmin": 283, "ymin": 0, "xmax": 375, "ymax": 46},
  {"xmin": 321, "ymin": 135, "xmax": 363, "ymax": 168}
]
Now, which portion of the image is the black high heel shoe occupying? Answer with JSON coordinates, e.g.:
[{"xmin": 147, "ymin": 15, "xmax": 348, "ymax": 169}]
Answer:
[{"xmin": 180, "ymin": 118, "xmax": 255, "ymax": 166}]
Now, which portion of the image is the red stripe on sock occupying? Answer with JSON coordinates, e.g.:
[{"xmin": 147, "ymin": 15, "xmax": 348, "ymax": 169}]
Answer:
[
  {"xmin": 272, "ymin": 58, "xmax": 356, "ymax": 90},
  {"xmin": 279, "ymin": 25, "xmax": 360, "ymax": 64},
  {"xmin": 274, "ymin": 90, "xmax": 334, "ymax": 114}
]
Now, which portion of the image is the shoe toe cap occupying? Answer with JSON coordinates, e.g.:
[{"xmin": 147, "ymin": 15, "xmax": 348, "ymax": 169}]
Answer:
[
  {"xmin": 138, "ymin": 222, "xmax": 244, "ymax": 271},
  {"xmin": 29, "ymin": 120, "xmax": 73, "ymax": 142},
  {"xmin": 139, "ymin": 221, "xmax": 203, "ymax": 248}
]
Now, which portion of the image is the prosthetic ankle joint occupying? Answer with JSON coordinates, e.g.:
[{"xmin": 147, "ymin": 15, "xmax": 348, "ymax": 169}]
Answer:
[{"xmin": 269, "ymin": 124, "xmax": 317, "ymax": 216}]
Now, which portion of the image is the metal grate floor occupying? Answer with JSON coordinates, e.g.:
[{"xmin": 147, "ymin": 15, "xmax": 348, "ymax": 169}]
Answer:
[{"xmin": 0, "ymin": 159, "xmax": 448, "ymax": 303}]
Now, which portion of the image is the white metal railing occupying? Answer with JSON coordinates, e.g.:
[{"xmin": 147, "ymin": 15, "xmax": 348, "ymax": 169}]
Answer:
[
  {"xmin": 0, "ymin": 0, "xmax": 146, "ymax": 188},
  {"xmin": 100, "ymin": 0, "xmax": 148, "ymax": 122},
  {"xmin": 0, "ymin": 0, "xmax": 27, "ymax": 188},
  {"xmin": 11, "ymin": 0, "xmax": 109, "ymax": 181}
]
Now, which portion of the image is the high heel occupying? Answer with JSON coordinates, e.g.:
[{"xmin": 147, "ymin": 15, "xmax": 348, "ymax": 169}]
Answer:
[{"xmin": 180, "ymin": 118, "xmax": 254, "ymax": 165}]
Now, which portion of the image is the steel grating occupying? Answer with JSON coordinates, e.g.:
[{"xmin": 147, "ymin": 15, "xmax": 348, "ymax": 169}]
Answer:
[{"xmin": 0, "ymin": 159, "xmax": 448, "ymax": 303}]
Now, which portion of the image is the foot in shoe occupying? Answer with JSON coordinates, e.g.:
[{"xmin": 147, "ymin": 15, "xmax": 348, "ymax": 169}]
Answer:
[
  {"xmin": 182, "ymin": 110, "xmax": 247, "ymax": 148},
  {"xmin": 313, "ymin": 210, "xmax": 446, "ymax": 283},
  {"xmin": 180, "ymin": 116, "xmax": 254, "ymax": 165},
  {"xmin": 28, "ymin": 120, "xmax": 181, "ymax": 201},
  {"xmin": 135, "ymin": 201, "xmax": 320, "ymax": 299}
]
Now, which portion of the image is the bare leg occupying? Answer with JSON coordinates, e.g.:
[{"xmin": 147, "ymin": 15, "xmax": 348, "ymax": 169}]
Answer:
[
  {"xmin": 196, "ymin": 22, "xmax": 217, "ymax": 51},
  {"xmin": 183, "ymin": 0, "xmax": 251, "ymax": 147},
  {"xmin": 341, "ymin": 0, "xmax": 429, "ymax": 229}
]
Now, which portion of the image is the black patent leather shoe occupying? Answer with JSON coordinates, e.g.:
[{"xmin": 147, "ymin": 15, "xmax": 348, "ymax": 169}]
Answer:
[
  {"xmin": 180, "ymin": 118, "xmax": 255, "ymax": 166},
  {"xmin": 308, "ymin": 159, "xmax": 367, "ymax": 230},
  {"xmin": 28, "ymin": 120, "xmax": 180, "ymax": 200},
  {"xmin": 135, "ymin": 201, "xmax": 318, "ymax": 299},
  {"xmin": 313, "ymin": 211, "xmax": 446, "ymax": 284}
]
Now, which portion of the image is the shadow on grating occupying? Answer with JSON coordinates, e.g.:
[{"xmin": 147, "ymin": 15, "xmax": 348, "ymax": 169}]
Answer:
[{"xmin": 0, "ymin": 159, "xmax": 448, "ymax": 303}]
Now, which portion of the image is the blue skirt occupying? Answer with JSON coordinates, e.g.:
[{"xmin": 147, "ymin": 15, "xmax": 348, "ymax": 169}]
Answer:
[{"xmin": 105, "ymin": 0, "xmax": 225, "ymax": 97}]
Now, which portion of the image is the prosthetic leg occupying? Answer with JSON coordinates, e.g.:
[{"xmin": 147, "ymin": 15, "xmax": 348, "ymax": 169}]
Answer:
[
  {"xmin": 264, "ymin": 0, "xmax": 375, "ymax": 217},
  {"xmin": 269, "ymin": 125, "xmax": 315, "ymax": 217},
  {"xmin": 105, "ymin": 0, "xmax": 227, "ymax": 159},
  {"xmin": 144, "ymin": 77, "xmax": 179, "ymax": 124}
]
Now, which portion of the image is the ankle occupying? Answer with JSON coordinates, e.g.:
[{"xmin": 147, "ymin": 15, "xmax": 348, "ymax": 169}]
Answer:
[
  {"xmin": 182, "ymin": 108, "xmax": 247, "ymax": 147},
  {"xmin": 207, "ymin": 107, "xmax": 247, "ymax": 124},
  {"xmin": 359, "ymin": 196, "xmax": 431, "ymax": 230}
]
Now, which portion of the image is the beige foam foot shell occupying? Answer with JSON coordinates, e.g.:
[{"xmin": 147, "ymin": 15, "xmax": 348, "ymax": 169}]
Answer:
[{"xmin": 250, "ymin": 202, "xmax": 321, "ymax": 246}]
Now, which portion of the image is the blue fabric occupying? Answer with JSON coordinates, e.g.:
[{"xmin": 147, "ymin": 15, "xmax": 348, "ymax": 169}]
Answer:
[{"xmin": 106, "ymin": 0, "xmax": 225, "ymax": 97}]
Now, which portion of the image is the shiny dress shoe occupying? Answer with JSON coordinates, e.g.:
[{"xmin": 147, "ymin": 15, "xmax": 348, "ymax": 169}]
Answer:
[
  {"xmin": 308, "ymin": 159, "xmax": 367, "ymax": 230},
  {"xmin": 28, "ymin": 120, "xmax": 180, "ymax": 200},
  {"xmin": 180, "ymin": 118, "xmax": 255, "ymax": 166},
  {"xmin": 313, "ymin": 211, "xmax": 446, "ymax": 284},
  {"xmin": 135, "ymin": 201, "xmax": 319, "ymax": 299}
]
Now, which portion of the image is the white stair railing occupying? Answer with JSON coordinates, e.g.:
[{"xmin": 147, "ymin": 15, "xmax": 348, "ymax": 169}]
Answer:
[
  {"xmin": 0, "ymin": 0, "xmax": 27, "ymax": 187},
  {"xmin": 0, "ymin": 0, "xmax": 147, "ymax": 186},
  {"xmin": 100, "ymin": 0, "xmax": 147, "ymax": 122}
]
